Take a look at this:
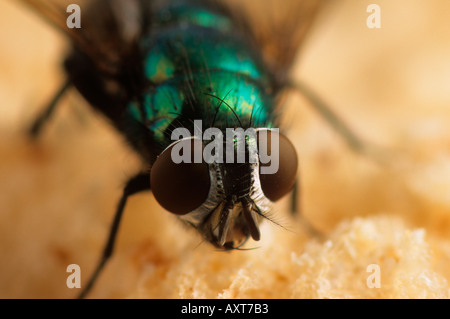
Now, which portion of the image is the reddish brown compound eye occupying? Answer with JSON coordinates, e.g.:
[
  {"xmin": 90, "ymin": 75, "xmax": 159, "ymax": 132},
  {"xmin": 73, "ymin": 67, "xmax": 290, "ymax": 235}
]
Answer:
[
  {"xmin": 257, "ymin": 130, "xmax": 298, "ymax": 202},
  {"xmin": 150, "ymin": 138, "xmax": 210, "ymax": 215}
]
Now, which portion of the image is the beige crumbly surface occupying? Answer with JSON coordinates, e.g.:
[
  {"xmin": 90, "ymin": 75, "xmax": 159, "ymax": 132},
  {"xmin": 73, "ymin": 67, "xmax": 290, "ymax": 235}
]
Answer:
[{"xmin": 1, "ymin": 0, "xmax": 450, "ymax": 298}]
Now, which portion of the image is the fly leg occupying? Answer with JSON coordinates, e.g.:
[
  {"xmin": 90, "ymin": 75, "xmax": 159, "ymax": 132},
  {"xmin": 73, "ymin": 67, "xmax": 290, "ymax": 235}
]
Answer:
[
  {"xmin": 289, "ymin": 80, "xmax": 379, "ymax": 157},
  {"xmin": 77, "ymin": 172, "xmax": 151, "ymax": 299},
  {"xmin": 288, "ymin": 81, "xmax": 386, "ymax": 238},
  {"xmin": 28, "ymin": 79, "xmax": 71, "ymax": 138},
  {"xmin": 288, "ymin": 80, "xmax": 366, "ymax": 238},
  {"xmin": 290, "ymin": 179, "xmax": 323, "ymax": 238}
]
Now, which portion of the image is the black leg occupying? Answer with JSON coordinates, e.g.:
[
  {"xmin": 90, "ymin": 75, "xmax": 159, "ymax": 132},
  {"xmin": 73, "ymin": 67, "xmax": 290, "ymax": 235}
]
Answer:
[
  {"xmin": 290, "ymin": 178, "xmax": 323, "ymax": 238},
  {"xmin": 290, "ymin": 179, "xmax": 300, "ymax": 216},
  {"xmin": 29, "ymin": 79, "xmax": 71, "ymax": 138},
  {"xmin": 289, "ymin": 80, "xmax": 366, "ymax": 154},
  {"xmin": 77, "ymin": 173, "xmax": 151, "ymax": 299}
]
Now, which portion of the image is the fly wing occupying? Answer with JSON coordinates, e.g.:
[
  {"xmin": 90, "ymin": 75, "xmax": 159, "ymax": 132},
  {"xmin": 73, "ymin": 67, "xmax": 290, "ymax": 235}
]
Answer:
[
  {"xmin": 17, "ymin": 0, "xmax": 144, "ymax": 73},
  {"xmin": 222, "ymin": 0, "xmax": 322, "ymax": 84}
]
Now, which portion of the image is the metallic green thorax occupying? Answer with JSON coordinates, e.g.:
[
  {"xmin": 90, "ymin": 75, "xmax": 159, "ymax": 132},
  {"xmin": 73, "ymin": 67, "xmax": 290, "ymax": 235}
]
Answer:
[{"xmin": 127, "ymin": 1, "xmax": 276, "ymax": 149}]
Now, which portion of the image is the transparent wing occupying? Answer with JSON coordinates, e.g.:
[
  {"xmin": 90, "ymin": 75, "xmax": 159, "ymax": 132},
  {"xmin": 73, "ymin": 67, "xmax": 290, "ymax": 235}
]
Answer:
[
  {"xmin": 17, "ymin": 0, "xmax": 143, "ymax": 73},
  {"xmin": 17, "ymin": 0, "xmax": 83, "ymax": 38},
  {"xmin": 20, "ymin": 0, "xmax": 322, "ymax": 79},
  {"xmin": 222, "ymin": 0, "xmax": 322, "ymax": 83}
]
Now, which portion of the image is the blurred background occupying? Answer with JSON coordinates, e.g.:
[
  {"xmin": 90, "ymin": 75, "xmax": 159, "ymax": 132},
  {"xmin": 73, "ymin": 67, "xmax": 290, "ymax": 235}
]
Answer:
[{"xmin": 0, "ymin": 0, "xmax": 450, "ymax": 298}]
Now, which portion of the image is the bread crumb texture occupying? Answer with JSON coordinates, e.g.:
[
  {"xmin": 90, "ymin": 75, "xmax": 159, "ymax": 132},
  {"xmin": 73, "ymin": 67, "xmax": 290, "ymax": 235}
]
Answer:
[
  {"xmin": 130, "ymin": 216, "xmax": 449, "ymax": 299},
  {"xmin": 1, "ymin": 0, "xmax": 450, "ymax": 298}
]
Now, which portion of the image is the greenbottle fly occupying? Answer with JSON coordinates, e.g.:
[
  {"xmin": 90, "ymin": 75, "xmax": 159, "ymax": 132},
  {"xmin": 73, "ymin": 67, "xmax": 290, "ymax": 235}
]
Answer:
[{"xmin": 19, "ymin": 0, "xmax": 364, "ymax": 298}]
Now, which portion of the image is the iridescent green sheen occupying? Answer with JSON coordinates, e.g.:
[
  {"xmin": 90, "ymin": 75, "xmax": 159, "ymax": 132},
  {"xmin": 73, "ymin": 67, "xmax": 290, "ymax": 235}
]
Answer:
[
  {"xmin": 127, "ymin": 1, "xmax": 275, "ymax": 149},
  {"xmin": 154, "ymin": 3, "xmax": 233, "ymax": 31},
  {"xmin": 143, "ymin": 31, "xmax": 263, "ymax": 83}
]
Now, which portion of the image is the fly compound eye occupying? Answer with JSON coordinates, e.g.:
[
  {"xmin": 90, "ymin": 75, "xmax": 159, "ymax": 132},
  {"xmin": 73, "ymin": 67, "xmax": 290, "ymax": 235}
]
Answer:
[
  {"xmin": 150, "ymin": 138, "xmax": 210, "ymax": 215},
  {"xmin": 257, "ymin": 130, "xmax": 298, "ymax": 201}
]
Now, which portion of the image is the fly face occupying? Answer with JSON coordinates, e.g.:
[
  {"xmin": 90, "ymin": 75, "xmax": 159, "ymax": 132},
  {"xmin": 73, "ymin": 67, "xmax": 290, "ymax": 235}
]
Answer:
[
  {"xmin": 150, "ymin": 129, "xmax": 298, "ymax": 249},
  {"xmin": 191, "ymin": 158, "xmax": 268, "ymax": 249}
]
